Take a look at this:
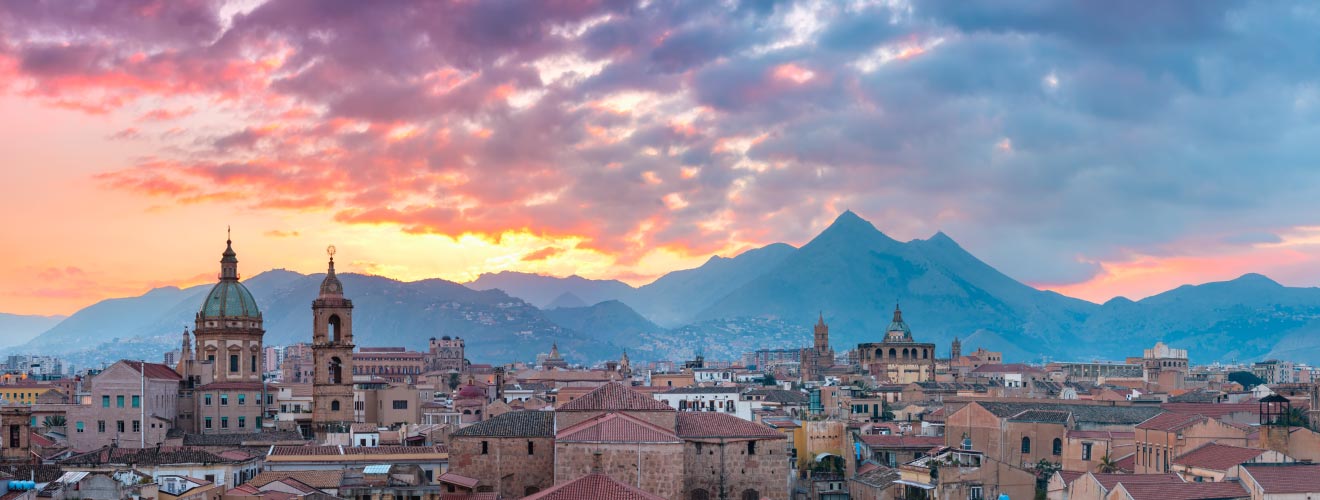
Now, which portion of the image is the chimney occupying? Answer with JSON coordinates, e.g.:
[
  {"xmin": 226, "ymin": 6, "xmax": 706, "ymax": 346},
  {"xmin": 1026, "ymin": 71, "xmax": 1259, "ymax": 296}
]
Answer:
[{"xmin": 591, "ymin": 451, "xmax": 603, "ymax": 474}]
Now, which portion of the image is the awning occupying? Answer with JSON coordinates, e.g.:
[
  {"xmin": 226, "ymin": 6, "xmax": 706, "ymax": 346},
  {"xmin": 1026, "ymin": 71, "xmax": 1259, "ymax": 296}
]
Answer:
[{"xmin": 895, "ymin": 480, "xmax": 935, "ymax": 490}]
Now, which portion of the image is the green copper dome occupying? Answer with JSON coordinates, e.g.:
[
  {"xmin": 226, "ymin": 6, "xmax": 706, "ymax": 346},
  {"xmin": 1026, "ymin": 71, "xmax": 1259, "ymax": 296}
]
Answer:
[{"xmin": 199, "ymin": 280, "xmax": 260, "ymax": 319}]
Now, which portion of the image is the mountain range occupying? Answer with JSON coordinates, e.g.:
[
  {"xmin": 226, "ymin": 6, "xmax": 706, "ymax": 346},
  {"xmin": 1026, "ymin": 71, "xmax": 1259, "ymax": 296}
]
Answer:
[{"xmin": 7, "ymin": 211, "xmax": 1320, "ymax": 367}]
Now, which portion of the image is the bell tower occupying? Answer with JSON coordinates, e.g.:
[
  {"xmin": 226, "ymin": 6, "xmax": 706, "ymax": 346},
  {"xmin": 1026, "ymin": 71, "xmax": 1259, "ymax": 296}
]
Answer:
[{"xmin": 311, "ymin": 245, "xmax": 355, "ymax": 438}]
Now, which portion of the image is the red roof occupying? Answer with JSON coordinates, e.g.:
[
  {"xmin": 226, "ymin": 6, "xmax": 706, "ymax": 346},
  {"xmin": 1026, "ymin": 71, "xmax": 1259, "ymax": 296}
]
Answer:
[
  {"xmin": 1241, "ymin": 464, "xmax": 1320, "ymax": 494},
  {"xmin": 858, "ymin": 435, "xmax": 944, "ymax": 449},
  {"xmin": 1112, "ymin": 454, "xmax": 1136, "ymax": 473},
  {"xmin": 1159, "ymin": 403, "xmax": 1264, "ymax": 418},
  {"xmin": 124, "ymin": 360, "xmax": 183, "ymax": 381},
  {"xmin": 675, "ymin": 413, "xmax": 785, "ymax": 440},
  {"xmin": 557, "ymin": 412, "xmax": 681, "ymax": 443},
  {"xmin": 1136, "ymin": 412, "xmax": 1208, "ymax": 432},
  {"xmin": 523, "ymin": 473, "xmax": 665, "ymax": 500},
  {"xmin": 1066, "ymin": 430, "xmax": 1133, "ymax": 440},
  {"xmin": 1089, "ymin": 473, "xmax": 1183, "ymax": 491},
  {"xmin": 1056, "ymin": 471, "xmax": 1085, "ymax": 485},
  {"xmin": 29, "ymin": 431, "xmax": 56, "ymax": 448},
  {"xmin": 558, "ymin": 382, "xmax": 674, "ymax": 412},
  {"xmin": 438, "ymin": 472, "xmax": 480, "ymax": 489},
  {"xmin": 1173, "ymin": 443, "xmax": 1269, "ymax": 471},
  {"xmin": 1112, "ymin": 480, "xmax": 1247, "ymax": 500}
]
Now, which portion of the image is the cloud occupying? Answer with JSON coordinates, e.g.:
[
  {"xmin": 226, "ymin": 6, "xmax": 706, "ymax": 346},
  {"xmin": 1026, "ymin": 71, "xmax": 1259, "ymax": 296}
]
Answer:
[{"xmin": 6, "ymin": 0, "xmax": 1320, "ymax": 299}]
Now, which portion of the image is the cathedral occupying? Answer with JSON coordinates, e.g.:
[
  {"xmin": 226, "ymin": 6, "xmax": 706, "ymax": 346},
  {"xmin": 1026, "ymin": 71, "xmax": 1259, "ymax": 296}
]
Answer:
[
  {"xmin": 800, "ymin": 313, "xmax": 835, "ymax": 381},
  {"xmin": 175, "ymin": 235, "xmax": 269, "ymax": 435},
  {"xmin": 855, "ymin": 305, "xmax": 937, "ymax": 384}
]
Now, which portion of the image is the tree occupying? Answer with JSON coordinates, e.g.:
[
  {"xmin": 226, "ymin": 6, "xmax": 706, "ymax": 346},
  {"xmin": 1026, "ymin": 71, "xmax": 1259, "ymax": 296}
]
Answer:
[
  {"xmin": 761, "ymin": 373, "xmax": 777, "ymax": 386},
  {"xmin": 1274, "ymin": 407, "xmax": 1311, "ymax": 430},
  {"xmin": 1228, "ymin": 371, "xmax": 1266, "ymax": 389},
  {"xmin": 42, "ymin": 415, "xmax": 66, "ymax": 428},
  {"xmin": 1096, "ymin": 454, "xmax": 1120, "ymax": 473},
  {"xmin": 447, "ymin": 372, "xmax": 461, "ymax": 391},
  {"xmin": 880, "ymin": 400, "xmax": 896, "ymax": 421}
]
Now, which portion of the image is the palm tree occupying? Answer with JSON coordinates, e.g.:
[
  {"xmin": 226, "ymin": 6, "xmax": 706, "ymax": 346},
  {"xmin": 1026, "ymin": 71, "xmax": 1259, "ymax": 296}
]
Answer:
[
  {"xmin": 1096, "ymin": 454, "xmax": 1120, "ymax": 473},
  {"xmin": 42, "ymin": 415, "xmax": 66, "ymax": 429},
  {"xmin": 1275, "ymin": 407, "xmax": 1311, "ymax": 430}
]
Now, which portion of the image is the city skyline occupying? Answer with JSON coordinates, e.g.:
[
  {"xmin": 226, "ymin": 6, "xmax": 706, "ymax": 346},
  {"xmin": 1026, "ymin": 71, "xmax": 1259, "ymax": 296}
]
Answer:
[{"xmin": 7, "ymin": 1, "xmax": 1320, "ymax": 316}]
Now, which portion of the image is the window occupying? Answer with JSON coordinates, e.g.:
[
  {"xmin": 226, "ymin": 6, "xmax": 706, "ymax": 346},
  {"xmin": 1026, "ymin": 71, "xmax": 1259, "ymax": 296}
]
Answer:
[
  {"xmin": 97, "ymin": 421, "xmax": 105, "ymax": 433},
  {"xmin": 1052, "ymin": 438, "xmax": 1062, "ymax": 456},
  {"xmin": 204, "ymin": 394, "xmax": 213, "ymax": 406},
  {"xmin": 1021, "ymin": 437, "xmax": 1031, "ymax": 454},
  {"xmin": 1082, "ymin": 443, "xmax": 1093, "ymax": 461},
  {"xmin": 117, "ymin": 395, "xmax": 125, "ymax": 408},
  {"xmin": 102, "ymin": 396, "xmax": 110, "ymax": 408},
  {"xmin": 238, "ymin": 394, "xmax": 246, "ymax": 405},
  {"xmin": 221, "ymin": 417, "xmax": 229, "ymax": 429},
  {"xmin": 204, "ymin": 417, "xmax": 213, "ymax": 429},
  {"xmin": 238, "ymin": 417, "xmax": 246, "ymax": 428},
  {"xmin": 132, "ymin": 395, "xmax": 140, "ymax": 408},
  {"xmin": 76, "ymin": 421, "xmax": 84, "ymax": 433},
  {"xmin": 117, "ymin": 420, "xmax": 125, "ymax": 433},
  {"xmin": 331, "ymin": 400, "xmax": 341, "ymax": 411},
  {"xmin": 748, "ymin": 441, "xmax": 757, "ymax": 455},
  {"xmin": 528, "ymin": 440, "xmax": 534, "ymax": 455},
  {"xmin": 393, "ymin": 400, "xmax": 408, "ymax": 410},
  {"xmin": 256, "ymin": 417, "xmax": 262, "ymax": 429},
  {"xmin": 230, "ymin": 354, "xmax": 239, "ymax": 373},
  {"xmin": 220, "ymin": 394, "xmax": 229, "ymax": 406},
  {"xmin": 132, "ymin": 420, "xmax": 140, "ymax": 433},
  {"xmin": 251, "ymin": 355, "xmax": 257, "ymax": 373},
  {"xmin": 970, "ymin": 486, "xmax": 984, "ymax": 500},
  {"xmin": 481, "ymin": 441, "xmax": 489, "ymax": 455}
]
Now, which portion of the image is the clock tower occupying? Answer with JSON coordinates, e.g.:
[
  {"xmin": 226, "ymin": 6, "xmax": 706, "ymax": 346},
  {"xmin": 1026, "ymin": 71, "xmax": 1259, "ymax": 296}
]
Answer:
[{"xmin": 311, "ymin": 246, "xmax": 355, "ymax": 438}]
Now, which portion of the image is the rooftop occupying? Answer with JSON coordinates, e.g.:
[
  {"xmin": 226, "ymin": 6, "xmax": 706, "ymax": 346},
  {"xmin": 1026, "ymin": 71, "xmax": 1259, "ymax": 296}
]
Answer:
[
  {"xmin": 1173, "ymin": 443, "xmax": 1269, "ymax": 471},
  {"xmin": 558, "ymin": 382, "xmax": 674, "ymax": 412},
  {"xmin": 973, "ymin": 401, "xmax": 1163, "ymax": 426},
  {"xmin": 1112, "ymin": 479, "xmax": 1247, "ymax": 500},
  {"xmin": 675, "ymin": 412, "xmax": 784, "ymax": 440},
  {"xmin": 1240, "ymin": 463, "xmax": 1320, "ymax": 494},
  {"xmin": 451, "ymin": 410, "xmax": 555, "ymax": 438},
  {"xmin": 557, "ymin": 412, "xmax": 681, "ymax": 444},
  {"xmin": 523, "ymin": 472, "xmax": 665, "ymax": 500}
]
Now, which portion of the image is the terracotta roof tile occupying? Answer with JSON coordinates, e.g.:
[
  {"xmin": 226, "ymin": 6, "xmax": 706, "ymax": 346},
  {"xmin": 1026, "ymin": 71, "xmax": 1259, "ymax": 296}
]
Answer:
[
  {"xmin": 852, "ymin": 465, "xmax": 900, "ymax": 488},
  {"xmin": 1158, "ymin": 403, "xmax": 1263, "ymax": 419},
  {"xmin": 247, "ymin": 470, "xmax": 345, "ymax": 490},
  {"xmin": 1113, "ymin": 480, "xmax": 1247, "ymax": 500},
  {"xmin": 123, "ymin": 360, "xmax": 184, "ymax": 381},
  {"xmin": 523, "ymin": 473, "xmax": 665, "ymax": 500},
  {"xmin": 451, "ymin": 411, "xmax": 555, "ymax": 438},
  {"xmin": 1066, "ymin": 430, "xmax": 1133, "ymax": 440},
  {"xmin": 342, "ymin": 445, "xmax": 446, "ymax": 455},
  {"xmin": 676, "ymin": 413, "xmax": 784, "ymax": 440},
  {"xmin": 1241, "ymin": 464, "xmax": 1320, "ymax": 494},
  {"xmin": 1089, "ymin": 473, "xmax": 1183, "ymax": 491},
  {"xmin": 438, "ymin": 472, "xmax": 480, "ymax": 489},
  {"xmin": 1136, "ymin": 412, "xmax": 1208, "ymax": 431},
  {"xmin": 557, "ymin": 413, "xmax": 681, "ymax": 443},
  {"xmin": 1173, "ymin": 443, "xmax": 1268, "ymax": 471},
  {"xmin": 558, "ymin": 383, "xmax": 674, "ymax": 412}
]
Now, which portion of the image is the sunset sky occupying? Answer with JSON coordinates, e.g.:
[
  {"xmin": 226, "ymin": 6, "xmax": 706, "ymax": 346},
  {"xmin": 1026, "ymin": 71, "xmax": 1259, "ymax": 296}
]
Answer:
[{"xmin": 5, "ymin": 0, "xmax": 1320, "ymax": 316}]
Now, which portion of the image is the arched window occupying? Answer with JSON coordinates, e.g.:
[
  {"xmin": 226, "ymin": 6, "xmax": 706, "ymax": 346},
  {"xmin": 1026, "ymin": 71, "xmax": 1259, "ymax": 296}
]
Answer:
[
  {"xmin": 1021, "ymin": 437, "xmax": 1031, "ymax": 454},
  {"xmin": 875, "ymin": 348, "xmax": 883, "ymax": 358},
  {"xmin": 330, "ymin": 400, "xmax": 340, "ymax": 411},
  {"xmin": 923, "ymin": 349, "xmax": 929, "ymax": 359},
  {"xmin": 690, "ymin": 489, "xmax": 710, "ymax": 500},
  {"xmin": 329, "ymin": 315, "xmax": 342, "ymax": 343},
  {"xmin": 329, "ymin": 357, "xmax": 343, "ymax": 384},
  {"xmin": 741, "ymin": 490, "xmax": 760, "ymax": 500},
  {"xmin": 1052, "ymin": 438, "xmax": 1062, "ymax": 456},
  {"xmin": 889, "ymin": 348, "xmax": 897, "ymax": 359},
  {"xmin": 902, "ymin": 348, "xmax": 909, "ymax": 359}
]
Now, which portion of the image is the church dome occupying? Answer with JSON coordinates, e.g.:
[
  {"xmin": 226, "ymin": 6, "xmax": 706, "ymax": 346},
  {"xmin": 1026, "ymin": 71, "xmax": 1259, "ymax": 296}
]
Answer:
[
  {"xmin": 199, "ymin": 280, "xmax": 260, "ymax": 319},
  {"xmin": 456, "ymin": 384, "xmax": 485, "ymax": 400},
  {"xmin": 198, "ymin": 235, "xmax": 261, "ymax": 319}
]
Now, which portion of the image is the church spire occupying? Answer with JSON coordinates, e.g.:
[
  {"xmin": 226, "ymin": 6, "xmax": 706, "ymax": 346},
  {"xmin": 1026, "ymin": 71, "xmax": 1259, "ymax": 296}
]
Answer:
[
  {"xmin": 318, "ymin": 245, "xmax": 343, "ymax": 297},
  {"xmin": 219, "ymin": 228, "xmax": 239, "ymax": 280}
]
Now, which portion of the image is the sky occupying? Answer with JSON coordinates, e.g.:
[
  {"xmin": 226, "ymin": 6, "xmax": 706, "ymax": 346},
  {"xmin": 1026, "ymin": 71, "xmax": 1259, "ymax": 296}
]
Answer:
[{"xmin": 4, "ymin": 0, "xmax": 1320, "ymax": 316}]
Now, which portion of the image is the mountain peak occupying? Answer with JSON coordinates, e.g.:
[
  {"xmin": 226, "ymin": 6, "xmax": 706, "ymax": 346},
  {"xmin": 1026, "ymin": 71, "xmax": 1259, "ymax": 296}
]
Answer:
[
  {"xmin": 816, "ymin": 210, "xmax": 895, "ymax": 243},
  {"xmin": 1230, "ymin": 273, "xmax": 1281, "ymax": 287}
]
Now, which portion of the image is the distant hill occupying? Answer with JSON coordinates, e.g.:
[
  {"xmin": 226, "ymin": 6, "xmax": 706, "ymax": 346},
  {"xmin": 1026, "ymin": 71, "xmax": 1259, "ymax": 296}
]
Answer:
[
  {"xmin": 13, "ymin": 212, "xmax": 1320, "ymax": 366},
  {"xmin": 0, "ymin": 313, "xmax": 66, "ymax": 349},
  {"xmin": 465, "ymin": 272, "xmax": 633, "ymax": 308}
]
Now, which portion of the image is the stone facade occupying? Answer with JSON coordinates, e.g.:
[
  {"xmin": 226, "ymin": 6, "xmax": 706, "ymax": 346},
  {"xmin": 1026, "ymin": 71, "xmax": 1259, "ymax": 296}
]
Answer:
[
  {"xmin": 800, "ymin": 314, "xmax": 835, "ymax": 382},
  {"xmin": 555, "ymin": 442, "xmax": 684, "ymax": 500},
  {"xmin": 0, "ymin": 405, "xmax": 30, "ymax": 461},
  {"xmin": 449, "ymin": 436, "xmax": 554, "ymax": 497},
  {"xmin": 311, "ymin": 252, "xmax": 356, "ymax": 437},
  {"xmin": 68, "ymin": 361, "xmax": 181, "ymax": 451},
  {"xmin": 682, "ymin": 438, "xmax": 787, "ymax": 500},
  {"xmin": 426, "ymin": 336, "xmax": 467, "ymax": 373}
]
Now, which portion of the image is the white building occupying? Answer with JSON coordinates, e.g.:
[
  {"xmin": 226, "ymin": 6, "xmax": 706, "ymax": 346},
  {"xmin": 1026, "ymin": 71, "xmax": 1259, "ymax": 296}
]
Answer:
[{"xmin": 654, "ymin": 386, "xmax": 755, "ymax": 420}]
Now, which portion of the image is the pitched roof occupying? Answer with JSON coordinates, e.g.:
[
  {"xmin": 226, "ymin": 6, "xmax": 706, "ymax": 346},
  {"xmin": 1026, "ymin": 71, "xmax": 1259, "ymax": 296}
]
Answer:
[
  {"xmin": 743, "ymin": 389, "xmax": 809, "ymax": 404},
  {"xmin": 1066, "ymin": 430, "xmax": 1133, "ymax": 440},
  {"xmin": 1088, "ymin": 473, "xmax": 1183, "ymax": 491},
  {"xmin": 65, "ymin": 446, "xmax": 254, "ymax": 466},
  {"xmin": 183, "ymin": 430, "xmax": 306, "ymax": 446},
  {"xmin": 123, "ymin": 360, "xmax": 183, "ymax": 381},
  {"xmin": 1009, "ymin": 409, "xmax": 1072, "ymax": 424},
  {"xmin": 523, "ymin": 473, "xmax": 665, "ymax": 500},
  {"xmin": 675, "ymin": 413, "xmax": 784, "ymax": 440},
  {"xmin": 557, "ymin": 412, "xmax": 681, "ymax": 443},
  {"xmin": 1056, "ymin": 471, "xmax": 1085, "ymax": 486},
  {"xmin": 247, "ymin": 470, "xmax": 346, "ymax": 490},
  {"xmin": 451, "ymin": 411, "xmax": 555, "ymax": 438},
  {"xmin": 438, "ymin": 472, "xmax": 480, "ymax": 489},
  {"xmin": 1112, "ymin": 480, "xmax": 1247, "ymax": 500},
  {"xmin": 974, "ymin": 401, "xmax": 1163, "ymax": 426},
  {"xmin": 857, "ymin": 435, "xmax": 944, "ymax": 449},
  {"xmin": 1240, "ymin": 464, "xmax": 1320, "ymax": 494},
  {"xmin": 1136, "ymin": 412, "xmax": 1209, "ymax": 432},
  {"xmin": 1173, "ymin": 443, "xmax": 1268, "ymax": 471},
  {"xmin": 558, "ymin": 382, "xmax": 674, "ymax": 412}
]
